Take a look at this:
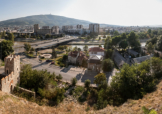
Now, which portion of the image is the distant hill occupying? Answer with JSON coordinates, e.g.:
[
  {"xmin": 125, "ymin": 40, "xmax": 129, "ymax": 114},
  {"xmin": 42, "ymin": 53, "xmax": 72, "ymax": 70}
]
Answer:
[{"xmin": 0, "ymin": 14, "xmax": 119, "ymax": 27}]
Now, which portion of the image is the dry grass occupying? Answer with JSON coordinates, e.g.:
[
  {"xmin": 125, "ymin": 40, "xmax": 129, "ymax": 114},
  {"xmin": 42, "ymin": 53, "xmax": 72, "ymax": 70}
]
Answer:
[{"xmin": 1, "ymin": 81, "xmax": 162, "ymax": 113}]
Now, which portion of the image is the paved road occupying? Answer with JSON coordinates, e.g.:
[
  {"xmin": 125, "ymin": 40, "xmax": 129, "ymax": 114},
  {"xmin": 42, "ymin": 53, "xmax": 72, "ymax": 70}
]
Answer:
[{"xmin": 20, "ymin": 55, "xmax": 117, "ymax": 86}]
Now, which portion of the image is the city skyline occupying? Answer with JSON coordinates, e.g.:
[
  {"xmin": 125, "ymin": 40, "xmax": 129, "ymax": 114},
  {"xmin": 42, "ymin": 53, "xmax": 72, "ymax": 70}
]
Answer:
[{"xmin": 0, "ymin": 0, "xmax": 162, "ymax": 26}]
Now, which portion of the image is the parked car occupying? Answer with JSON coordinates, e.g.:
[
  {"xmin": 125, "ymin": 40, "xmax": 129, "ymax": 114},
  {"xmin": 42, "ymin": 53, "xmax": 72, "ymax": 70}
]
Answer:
[
  {"xmin": 46, "ymin": 60, "xmax": 52, "ymax": 62},
  {"xmin": 51, "ymin": 61, "xmax": 55, "ymax": 64}
]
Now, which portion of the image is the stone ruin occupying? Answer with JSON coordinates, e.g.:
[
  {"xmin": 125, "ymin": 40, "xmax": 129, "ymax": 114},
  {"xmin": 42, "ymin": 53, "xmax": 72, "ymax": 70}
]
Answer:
[{"xmin": 0, "ymin": 55, "xmax": 20, "ymax": 93}]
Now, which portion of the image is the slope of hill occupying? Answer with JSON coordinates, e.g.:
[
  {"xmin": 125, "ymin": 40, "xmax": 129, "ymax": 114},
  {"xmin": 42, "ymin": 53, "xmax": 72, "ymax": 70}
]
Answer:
[
  {"xmin": 0, "ymin": 15, "xmax": 119, "ymax": 27},
  {"xmin": 1, "ymin": 80, "xmax": 162, "ymax": 113}
]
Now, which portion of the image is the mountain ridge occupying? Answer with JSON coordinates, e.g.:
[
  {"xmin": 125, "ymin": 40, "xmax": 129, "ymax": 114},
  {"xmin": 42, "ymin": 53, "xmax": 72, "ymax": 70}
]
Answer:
[{"xmin": 0, "ymin": 14, "xmax": 120, "ymax": 27}]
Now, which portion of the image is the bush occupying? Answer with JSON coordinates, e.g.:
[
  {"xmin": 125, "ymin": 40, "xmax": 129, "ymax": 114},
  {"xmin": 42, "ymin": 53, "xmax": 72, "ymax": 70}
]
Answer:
[
  {"xmin": 84, "ymin": 79, "xmax": 91, "ymax": 90},
  {"xmin": 71, "ymin": 77, "xmax": 77, "ymax": 86},
  {"xmin": 56, "ymin": 74, "xmax": 63, "ymax": 82},
  {"xmin": 102, "ymin": 59, "xmax": 114, "ymax": 72}
]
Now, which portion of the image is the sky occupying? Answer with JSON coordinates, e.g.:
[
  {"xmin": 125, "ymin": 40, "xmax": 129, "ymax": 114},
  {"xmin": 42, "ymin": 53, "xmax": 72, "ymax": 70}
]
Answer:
[{"xmin": 0, "ymin": 0, "xmax": 162, "ymax": 26}]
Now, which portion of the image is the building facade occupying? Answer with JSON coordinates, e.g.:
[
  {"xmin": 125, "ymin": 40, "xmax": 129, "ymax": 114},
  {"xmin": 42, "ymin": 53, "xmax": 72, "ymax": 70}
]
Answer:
[
  {"xmin": 34, "ymin": 24, "xmax": 59, "ymax": 35},
  {"xmin": 89, "ymin": 47, "xmax": 105, "ymax": 56},
  {"xmin": 0, "ymin": 55, "xmax": 20, "ymax": 93},
  {"xmin": 89, "ymin": 23, "xmax": 100, "ymax": 33}
]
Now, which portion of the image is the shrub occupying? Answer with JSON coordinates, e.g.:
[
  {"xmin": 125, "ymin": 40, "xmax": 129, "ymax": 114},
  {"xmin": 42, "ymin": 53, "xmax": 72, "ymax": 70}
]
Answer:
[
  {"xmin": 71, "ymin": 77, "xmax": 77, "ymax": 86},
  {"xmin": 56, "ymin": 74, "xmax": 63, "ymax": 82},
  {"xmin": 84, "ymin": 79, "xmax": 91, "ymax": 90}
]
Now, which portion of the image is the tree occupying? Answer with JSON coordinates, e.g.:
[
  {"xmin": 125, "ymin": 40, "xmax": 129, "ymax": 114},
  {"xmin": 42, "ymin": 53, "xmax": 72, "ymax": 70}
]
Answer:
[
  {"xmin": 147, "ymin": 42, "xmax": 154, "ymax": 54},
  {"xmin": 99, "ymin": 44, "xmax": 102, "ymax": 48},
  {"xmin": 24, "ymin": 43, "xmax": 31, "ymax": 52},
  {"xmin": 104, "ymin": 36, "xmax": 112, "ymax": 49},
  {"xmin": 94, "ymin": 73, "xmax": 107, "ymax": 85},
  {"xmin": 73, "ymin": 46, "xmax": 78, "ymax": 51},
  {"xmin": 78, "ymin": 48, "xmax": 81, "ymax": 51},
  {"xmin": 84, "ymin": 79, "xmax": 91, "ymax": 90},
  {"xmin": 119, "ymin": 40, "xmax": 128, "ymax": 50},
  {"xmin": 105, "ymin": 49, "xmax": 113, "ymax": 58},
  {"xmin": 8, "ymin": 33, "xmax": 14, "ymax": 42},
  {"xmin": 102, "ymin": 59, "xmax": 114, "ymax": 72},
  {"xmin": 0, "ymin": 40, "xmax": 14, "ymax": 60},
  {"xmin": 103, "ymin": 35, "xmax": 106, "ymax": 38},
  {"xmin": 52, "ymin": 47, "xmax": 57, "ymax": 59},
  {"xmin": 99, "ymin": 37, "xmax": 101, "ymax": 41},
  {"xmin": 147, "ymin": 29, "xmax": 152, "ymax": 34},
  {"xmin": 156, "ymin": 36, "xmax": 162, "ymax": 51},
  {"xmin": 1, "ymin": 31, "xmax": 5, "ymax": 38},
  {"xmin": 62, "ymin": 54, "xmax": 68, "ymax": 62},
  {"xmin": 82, "ymin": 58, "xmax": 87, "ymax": 67},
  {"xmin": 30, "ymin": 47, "xmax": 35, "ymax": 54},
  {"xmin": 83, "ymin": 45, "xmax": 88, "ymax": 52},
  {"xmin": 71, "ymin": 77, "xmax": 77, "ymax": 86},
  {"xmin": 56, "ymin": 74, "xmax": 62, "ymax": 82},
  {"xmin": 127, "ymin": 31, "xmax": 141, "ymax": 49},
  {"xmin": 45, "ymin": 34, "xmax": 51, "ymax": 38},
  {"xmin": 113, "ymin": 31, "xmax": 119, "ymax": 36}
]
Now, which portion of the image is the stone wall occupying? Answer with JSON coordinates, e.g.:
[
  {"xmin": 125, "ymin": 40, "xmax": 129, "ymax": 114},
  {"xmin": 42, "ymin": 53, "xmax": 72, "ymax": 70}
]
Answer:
[{"xmin": 0, "ymin": 55, "xmax": 20, "ymax": 93}]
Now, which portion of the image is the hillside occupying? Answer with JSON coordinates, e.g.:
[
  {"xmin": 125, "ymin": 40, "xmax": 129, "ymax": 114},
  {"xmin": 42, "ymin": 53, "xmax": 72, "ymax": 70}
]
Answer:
[
  {"xmin": 1, "ymin": 80, "xmax": 162, "ymax": 114},
  {"xmin": 0, "ymin": 14, "xmax": 119, "ymax": 27}
]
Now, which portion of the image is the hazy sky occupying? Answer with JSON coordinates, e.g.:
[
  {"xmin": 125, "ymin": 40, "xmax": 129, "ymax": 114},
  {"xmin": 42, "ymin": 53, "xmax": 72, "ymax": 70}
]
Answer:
[{"xmin": 1, "ymin": 0, "xmax": 162, "ymax": 26}]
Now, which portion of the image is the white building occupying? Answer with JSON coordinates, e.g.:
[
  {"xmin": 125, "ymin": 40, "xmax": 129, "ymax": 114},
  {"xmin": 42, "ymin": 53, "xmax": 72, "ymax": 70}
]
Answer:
[{"xmin": 88, "ymin": 47, "xmax": 105, "ymax": 56}]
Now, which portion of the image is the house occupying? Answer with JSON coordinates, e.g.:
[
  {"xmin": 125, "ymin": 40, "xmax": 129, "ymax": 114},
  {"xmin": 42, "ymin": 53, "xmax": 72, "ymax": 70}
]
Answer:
[
  {"xmin": 88, "ymin": 55, "xmax": 103, "ymax": 72},
  {"xmin": 127, "ymin": 49, "xmax": 139, "ymax": 57},
  {"xmin": 76, "ymin": 52, "xmax": 88, "ymax": 66},
  {"xmin": 113, "ymin": 50, "xmax": 127, "ymax": 68},
  {"xmin": 131, "ymin": 55, "xmax": 153, "ymax": 64},
  {"xmin": 68, "ymin": 51, "xmax": 88, "ymax": 65},
  {"xmin": 89, "ymin": 47, "xmax": 105, "ymax": 56},
  {"xmin": 68, "ymin": 51, "xmax": 78, "ymax": 64}
]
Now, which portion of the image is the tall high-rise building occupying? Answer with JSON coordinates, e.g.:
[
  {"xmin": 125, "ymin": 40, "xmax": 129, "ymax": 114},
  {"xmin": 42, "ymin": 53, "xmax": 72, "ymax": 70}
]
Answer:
[
  {"xmin": 89, "ymin": 24, "xmax": 100, "ymax": 33},
  {"xmin": 76, "ymin": 24, "xmax": 83, "ymax": 29},
  {"xmin": 34, "ymin": 24, "xmax": 39, "ymax": 33}
]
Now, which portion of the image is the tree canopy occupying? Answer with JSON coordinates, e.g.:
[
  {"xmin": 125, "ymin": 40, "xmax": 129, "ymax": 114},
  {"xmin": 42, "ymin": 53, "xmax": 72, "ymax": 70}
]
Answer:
[{"xmin": 0, "ymin": 40, "xmax": 14, "ymax": 60}]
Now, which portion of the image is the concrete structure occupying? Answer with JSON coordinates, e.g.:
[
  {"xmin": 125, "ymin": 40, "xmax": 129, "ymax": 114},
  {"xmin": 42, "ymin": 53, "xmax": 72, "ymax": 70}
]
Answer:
[
  {"xmin": 51, "ymin": 26, "xmax": 59, "ymax": 34},
  {"xmin": 68, "ymin": 51, "xmax": 87, "ymax": 65},
  {"xmin": 88, "ymin": 55, "xmax": 103, "ymax": 72},
  {"xmin": 89, "ymin": 47, "xmax": 105, "ymax": 56},
  {"xmin": 0, "ymin": 55, "xmax": 20, "ymax": 93},
  {"xmin": 76, "ymin": 24, "xmax": 83, "ymax": 29},
  {"xmin": 89, "ymin": 23, "xmax": 100, "ymax": 33},
  {"xmin": 62, "ymin": 25, "xmax": 73, "ymax": 32},
  {"xmin": 34, "ymin": 24, "xmax": 59, "ymax": 35}
]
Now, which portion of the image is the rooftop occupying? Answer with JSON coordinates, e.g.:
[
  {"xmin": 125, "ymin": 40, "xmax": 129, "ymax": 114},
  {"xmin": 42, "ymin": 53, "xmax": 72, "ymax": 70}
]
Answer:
[{"xmin": 89, "ymin": 47, "xmax": 105, "ymax": 52}]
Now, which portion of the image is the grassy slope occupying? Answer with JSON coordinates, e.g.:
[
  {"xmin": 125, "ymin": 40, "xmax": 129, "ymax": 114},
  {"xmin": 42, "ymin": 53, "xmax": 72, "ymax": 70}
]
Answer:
[{"xmin": 1, "ymin": 81, "xmax": 162, "ymax": 114}]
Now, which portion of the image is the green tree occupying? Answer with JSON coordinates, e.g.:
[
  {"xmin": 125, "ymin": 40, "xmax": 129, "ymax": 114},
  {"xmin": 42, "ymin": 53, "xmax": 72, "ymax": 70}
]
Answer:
[
  {"xmin": 104, "ymin": 36, "xmax": 112, "ymax": 49},
  {"xmin": 84, "ymin": 79, "xmax": 91, "ymax": 90},
  {"xmin": 147, "ymin": 29, "xmax": 152, "ymax": 34},
  {"xmin": 73, "ymin": 46, "xmax": 78, "ymax": 51},
  {"xmin": 24, "ymin": 43, "xmax": 31, "ymax": 52},
  {"xmin": 102, "ymin": 59, "xmax": 114, "ymax": 72},
  {"xmin": 0, "ymin": 40, "xmax": 14, "ymax": 60},
  {"xmin": 94, "ymin": 73, "xmax": 107, "ymax": 85},
  {"xmin": 105, "ymin": 49, "xmax": 113, "ymax": 58},
  {"xmin": 99, "ymin": 44, "xmax": 102, "ymax": 48},
  {"xmin": 78, "ymin": 48, "xmax": 81, "ymax": 51},
  {"xmin": 82, "ymin": 58, "xmax": 87, "ymax": 67},
  {"xmin": 62, "ymin": 54, "xmax": 68, "ymax": 62},
  {"xmin": 146, "ymin": 42, "xmax": 154, "ymax": 54},
  {"xmin": 56, "ymin": 74, "xmax": 63, "ymax": 82},
  {"xmin": 156, "ymin": 36, "xmax": 162, "ymax": 51},
  {"xmin": 52, "ymin": 47, "xmax": 57, "ymax": 59},
  {"xmin": 127, "ymin": 31, "xmax": 141, "ymax": 49},
  {"xmin": 8, "ymin": 33, "xmax": 14, "ymax": 42},
  {"xmin": 119, "ymin": 40, "xmax": 128, "ymax": 50},
  {"xmin": 71, "ymin": 77, "xmax": 77, "ymax": 86},
  {"xmin": 83, "ymin": 45, "xmax": 88, "ymax": 52},
  {"xmin": 1, "ymin": 31, "xmax": 5, "ymax": 38},
  {"xmin": 113, "ymin": 31, "xmax": 119, "ymax": 36}
]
